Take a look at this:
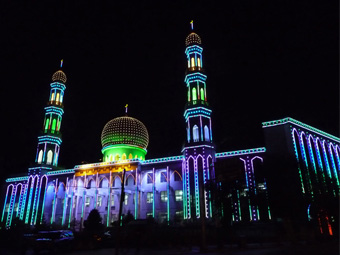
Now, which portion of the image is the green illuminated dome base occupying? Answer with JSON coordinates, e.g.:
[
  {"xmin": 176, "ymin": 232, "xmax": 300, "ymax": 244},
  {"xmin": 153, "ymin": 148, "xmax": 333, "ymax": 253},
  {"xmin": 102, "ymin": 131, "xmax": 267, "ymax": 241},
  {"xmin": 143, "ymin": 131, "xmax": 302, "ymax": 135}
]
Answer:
[
  {"xmin": 101, "ymin": 116, "xmax": 149, "ymax": 162},
  {"xmin": 102, "ymin": 144, "xmax": 147, "ymax": 162}
]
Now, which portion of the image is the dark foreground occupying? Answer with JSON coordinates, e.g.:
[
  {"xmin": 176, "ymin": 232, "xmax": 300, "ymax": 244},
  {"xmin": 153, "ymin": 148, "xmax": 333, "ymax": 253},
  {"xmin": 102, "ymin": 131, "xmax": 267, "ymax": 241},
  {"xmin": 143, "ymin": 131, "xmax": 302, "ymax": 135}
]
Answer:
[{"xmin": 3, "ymin": 240, "xmax": 338, "ymax": 255}]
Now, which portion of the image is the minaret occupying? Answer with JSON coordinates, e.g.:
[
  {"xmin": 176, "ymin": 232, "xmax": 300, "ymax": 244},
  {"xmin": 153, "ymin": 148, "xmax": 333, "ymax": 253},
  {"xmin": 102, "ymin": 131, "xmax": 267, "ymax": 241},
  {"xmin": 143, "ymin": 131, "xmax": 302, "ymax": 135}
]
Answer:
[
  {"xmin": 182, "ymin": 22, "xmax": 215, "ymax": 219},
  {"xmin": 34, "ymin": 62, "xmax": 66, "ymax": 167}
]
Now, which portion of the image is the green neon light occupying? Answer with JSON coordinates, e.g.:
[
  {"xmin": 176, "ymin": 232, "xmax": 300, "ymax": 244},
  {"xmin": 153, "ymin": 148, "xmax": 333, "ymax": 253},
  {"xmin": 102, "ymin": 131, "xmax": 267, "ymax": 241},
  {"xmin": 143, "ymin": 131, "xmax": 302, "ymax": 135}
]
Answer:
[
  {"xmin": 262, "ymin": 117, "xmax": 340, "ymax": 142},
  {"xmin": 216, "ymin": 147, "xmax": 266, "ymax": 158}
]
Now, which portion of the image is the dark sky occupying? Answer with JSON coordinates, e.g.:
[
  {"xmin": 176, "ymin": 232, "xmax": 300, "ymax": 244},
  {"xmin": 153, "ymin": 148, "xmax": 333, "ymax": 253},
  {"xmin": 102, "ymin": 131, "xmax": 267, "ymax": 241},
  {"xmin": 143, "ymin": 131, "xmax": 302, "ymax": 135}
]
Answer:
[{"xmin": 0, "ymin": 1, "xmax": 338, "ymax": 178}]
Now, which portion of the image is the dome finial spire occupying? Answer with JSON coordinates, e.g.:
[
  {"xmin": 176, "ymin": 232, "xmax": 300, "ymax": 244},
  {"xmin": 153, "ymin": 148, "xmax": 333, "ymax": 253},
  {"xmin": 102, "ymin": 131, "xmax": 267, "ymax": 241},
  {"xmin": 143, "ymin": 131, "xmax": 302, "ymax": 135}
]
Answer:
[
  {"xmin": 125, "ymin": 104, "xmax": 128, "ymax": 115},
  {"xmin": 60, "ymin": 59, "xmax": 63, "ymax": 68},
  {"xmin": 190, "ymin": 20, "xmax": 194, "ymax": 30}
]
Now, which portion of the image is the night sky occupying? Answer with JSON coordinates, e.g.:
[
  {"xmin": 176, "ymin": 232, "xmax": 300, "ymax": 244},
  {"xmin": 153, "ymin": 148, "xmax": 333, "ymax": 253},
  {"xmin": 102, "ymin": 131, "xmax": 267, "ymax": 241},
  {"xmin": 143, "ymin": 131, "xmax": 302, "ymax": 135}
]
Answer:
[{"xmin": 0, "ymin": 1, "xmax": 338, "ymax": 180}]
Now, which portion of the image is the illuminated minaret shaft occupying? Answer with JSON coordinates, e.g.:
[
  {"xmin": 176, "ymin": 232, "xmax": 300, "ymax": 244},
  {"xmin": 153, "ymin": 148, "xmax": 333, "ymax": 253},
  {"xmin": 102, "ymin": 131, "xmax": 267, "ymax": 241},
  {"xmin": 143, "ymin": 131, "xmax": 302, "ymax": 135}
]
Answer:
[
  {"xmin": 35, "ymin": 63, "xmax": 67, "ymax": 167},
  {"xmin": 183, "ymin": 22, "xmax": 215, "ymax": 220}
]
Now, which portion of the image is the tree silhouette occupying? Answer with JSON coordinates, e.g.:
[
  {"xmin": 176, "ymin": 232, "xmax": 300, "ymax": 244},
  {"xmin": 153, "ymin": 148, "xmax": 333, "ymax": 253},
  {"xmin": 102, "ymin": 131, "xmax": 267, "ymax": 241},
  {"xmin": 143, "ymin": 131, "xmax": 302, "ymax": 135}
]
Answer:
[{"xmin": 84, "ymin": 209, "xmax": 103, "ymax": 233}]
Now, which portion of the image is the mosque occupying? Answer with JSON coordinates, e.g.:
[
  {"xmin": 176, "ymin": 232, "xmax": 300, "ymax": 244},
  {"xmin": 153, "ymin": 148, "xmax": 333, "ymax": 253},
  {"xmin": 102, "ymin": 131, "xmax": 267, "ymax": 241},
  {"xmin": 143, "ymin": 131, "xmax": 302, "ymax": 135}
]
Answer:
[{"xmin": 2, "ymin": 25, "xmax": 339, "ymax": 236}]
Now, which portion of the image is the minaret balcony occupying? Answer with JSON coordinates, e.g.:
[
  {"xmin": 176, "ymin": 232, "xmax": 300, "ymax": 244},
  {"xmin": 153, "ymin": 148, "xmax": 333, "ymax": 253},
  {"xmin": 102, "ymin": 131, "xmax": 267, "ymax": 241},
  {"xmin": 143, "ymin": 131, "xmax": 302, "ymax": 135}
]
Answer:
[
  {"xmin": 187, "ymin": 100, "xmax": 209, "ymax": 107},
  {"xmin": 47, "ymin": 100, "xmax": 64, "ymax": 108},
  {"xmin": 41, "ymin": 130, "xmax": 62, "ymax": 138}
]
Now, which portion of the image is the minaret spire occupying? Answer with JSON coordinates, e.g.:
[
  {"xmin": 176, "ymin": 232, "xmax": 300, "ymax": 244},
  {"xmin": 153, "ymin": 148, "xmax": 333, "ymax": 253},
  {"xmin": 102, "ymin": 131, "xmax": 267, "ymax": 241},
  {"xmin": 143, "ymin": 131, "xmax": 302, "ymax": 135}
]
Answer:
[
  {"xmin": 190, "ymin": 20, "xmax": 194, "ymax": 30},
  {"xmin": 125, "ymin": 104, "xmax": 128, "ymax": 115},
  {"xmin": 34, "ymin": 65, "xmax": 67, "ymax": 167},
  {"xmin": 182, "ymin": 24, "xmax": 215, "ymax": 221}
]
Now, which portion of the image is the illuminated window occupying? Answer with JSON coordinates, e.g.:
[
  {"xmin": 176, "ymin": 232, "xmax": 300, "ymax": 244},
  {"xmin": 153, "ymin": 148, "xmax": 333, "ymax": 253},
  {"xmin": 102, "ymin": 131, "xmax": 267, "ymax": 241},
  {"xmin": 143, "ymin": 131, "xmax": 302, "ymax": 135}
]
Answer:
[
  {"xmin": 122, "ymin": 153, "xmax": 126, "ymax": 160},
  {"xmin": 44, "ymin": 119, "xmax": 49, "ymax": 131},
  {"xmin": 204, "ymin": 125, "xmax": 210, "ymax": 141},
  {"xmin": 115, "ymin": 154, "xmax": 119, "ymax": 161},
  {"xmin": 51, "ymin": 119, "xmax": 57, "ymax": 133},
  {"xmin": 56, "ymin": 93, "xmax": 60, "ymax": 102},
  {"xmin": 192, "ymin": 87, "xmax": 197, "ymax": 101},
  {"xmin": 97, "ymin": 196, "xmax": 102, "ymax": 207},
  {"xmin": 191, "ymin": 57, "xmax": 195, "ymax": 68},
  {"xmin": 46, "ymin": 150, "xmax": 53, "ymax": 165},
  {"xmin": 193, "ymin": 125, "xmax": 199, "ymax": 142},
  {"xmin": 147, "ymin": 192, "xmax": 153, "ymax": 203},
  {"xmin": 200, "ymin": 88, "xmax": 205, "ymax": 101},
  {"xmin": 135, "ymin": 155, "xmax": 138, "ymax": 159},
  {"xmin": 188, "ymin": 90, "xmax": 190, "ymax": 102},
  {"xmin": 85, "ymin": 197, "xmax": 90, "ymax": 207},
  {"xmin": 188, "ymin": 59, "xmax": 190, "ymax": 68},
  {"xmin": 60, "ymin": 94, "xmax": 63, "ymax": 103},
  {"xmin": 161, "ymin": 191, "xmax": 167, "ymax": 202},
  {"xmin": 197, "ymin": 58, "xmax": 201, "ymax": 67},
  {"xmin": 124, "ymin": 194, "xmax": 128, "ymax": 205},
  {"xmin": 175, "ymin": 190, "xmax": 183, "ymax": 201},
  {"xmin": 111, "ymin": 195, "xmax": 114, "ymax": 206},
  {"xmin": 51, "ymin": 92, "xmax": 55, "ymax": 101},
  {"xmin": 175, "ymin": 211, "xmax": 183, "ymax": 219},
  {"xmin": 129, "ymin": 153, "xmax": 133, "ymax": 159},
  {"xmin": 37, "ymin": 150, "xmax": 43, "ymax": 163}
]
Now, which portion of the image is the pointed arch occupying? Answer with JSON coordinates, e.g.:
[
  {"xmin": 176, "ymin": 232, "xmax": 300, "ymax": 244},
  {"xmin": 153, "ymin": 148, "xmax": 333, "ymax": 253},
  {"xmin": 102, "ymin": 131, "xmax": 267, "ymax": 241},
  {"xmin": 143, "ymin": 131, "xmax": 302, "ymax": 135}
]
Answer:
[
  {"xmin": 125, "ymin": 174, "xmax": 136, "ymax": 186},
  {"xmin": 46, "ymin": 150, "xmax": 53, "ymax": 165},
  {"xmin": 113, "ymin": 175, "xmax": 122, "ymax": 187},
  {"xmin": 204, "ymin": 125, "xmax": 210, "ymax": 141},
  {"xmin": 171, "ymin": 170, "xmax": 182, "ymax": 181},
  {"xmin": 192, "ymin": 87, "xmax": 197, "ymax": 101},
  {"xmin": 37, "ymin": 150, "xmax": 43, "ymax": 164},
  {"xmin": 129, "ymin": 153, "xmax": 133, "ymax": 159},
  {"xmin": 200, "ymin": 88, "xmax": 205, "ymax": 101},
  {"xmin": 193, "ymin": 125, "xmax": 199, "ymax": 142},
  {"xmin": 122, "ymin": 153, "xmax": 127, "ymax": 160},
  {"xmin": 99, "ymin": 177, "xmax": 109, "ymax": 188},
  {"xmin": 115, "ymin": 154, "xmax": 120, "ymax": 161},
  {"xmin": 51, "ymin": 119, "xmax": 57, "ymax": 133},
  {"xmin": 44, "ymin": 119, "xmax": 49, "ymax": 131}
]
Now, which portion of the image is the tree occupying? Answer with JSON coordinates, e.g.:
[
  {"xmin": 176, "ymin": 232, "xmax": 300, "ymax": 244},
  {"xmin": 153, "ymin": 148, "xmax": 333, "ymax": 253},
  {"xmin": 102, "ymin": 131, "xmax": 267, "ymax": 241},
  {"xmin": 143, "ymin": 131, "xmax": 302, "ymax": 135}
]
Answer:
[{"xmin": 84, "ymin": 209, "xmax": 103, "ymax": 233}]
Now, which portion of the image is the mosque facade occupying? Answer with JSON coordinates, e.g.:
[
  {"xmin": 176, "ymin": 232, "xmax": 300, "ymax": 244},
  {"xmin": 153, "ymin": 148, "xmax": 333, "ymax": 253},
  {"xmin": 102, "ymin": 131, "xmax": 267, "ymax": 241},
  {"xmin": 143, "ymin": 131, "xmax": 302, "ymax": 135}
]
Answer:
[{"xmin": 2, "ymin": 27, "xmax": 339, "ymax": 236}]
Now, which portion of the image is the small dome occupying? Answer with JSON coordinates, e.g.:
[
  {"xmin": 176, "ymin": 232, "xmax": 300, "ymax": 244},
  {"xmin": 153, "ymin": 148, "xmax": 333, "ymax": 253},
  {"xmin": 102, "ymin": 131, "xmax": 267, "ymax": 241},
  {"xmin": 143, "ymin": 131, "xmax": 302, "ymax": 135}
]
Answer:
[
  {"xmin": 52, "ymin": 70, "xmax": 67, "ymax": 83},
  {"xmin": 185, "ymin": 32, "xmax": 202, "ymax": 46},
  {"xmin": 101, "ymin": 116, "xmax": 149, "ymax": 150}
]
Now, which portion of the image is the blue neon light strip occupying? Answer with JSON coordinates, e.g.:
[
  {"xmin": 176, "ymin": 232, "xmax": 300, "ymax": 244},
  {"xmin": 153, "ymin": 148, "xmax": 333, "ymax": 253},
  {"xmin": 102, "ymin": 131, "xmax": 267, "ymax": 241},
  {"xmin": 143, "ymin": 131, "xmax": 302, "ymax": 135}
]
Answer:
[
  {"xmin": 184, "ymin": 107, "xmax": 211, "ymax": 120},
  {"xmin": 185, "ymin": 45, "xmax": 203, "ymax": 55},
  {"xmin": 47, "ymin": 169, "xmax": 75, "ymax": 175},
  {"xmin": 262, "ymin": 117, "xmax": 340, "ymax": 142},
  {"xmin": 184, "ymin": 72, "xmax": 207, "ymax": 84},
  {"xmin": 215, "ymin": 147, "xmax": 266, "ymax": 158},
  {"xmin": 44, "ymin": 106, "xmax": 64, "ymax": 115},
  {"xmin": 143, "ymin": 156, "xmax": 184, "ymax": 164},
  {"xmin": 38, "ymin": 136, "xmax": 62, "ymax": 145},
  {"xmin": 50, "ymin": 82, "xmax": 66, "ymax": 90}
]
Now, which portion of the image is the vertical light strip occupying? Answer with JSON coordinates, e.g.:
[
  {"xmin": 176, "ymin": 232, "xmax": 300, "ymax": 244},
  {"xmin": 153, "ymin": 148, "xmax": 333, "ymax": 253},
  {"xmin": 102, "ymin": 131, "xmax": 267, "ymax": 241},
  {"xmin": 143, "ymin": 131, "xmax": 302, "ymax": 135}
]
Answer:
[
  {"xmin": 135, "ymin": 171, "xmax": 138, "ymax": 220},
  {"xmin": 25, "ymin": 176, "xmax": 35, "ymax": 224},
  {"xmin": 107, "ymin": 172, "xmax": 112, "ymax": 227},
  {"xmin": 39, "ymin": 178, "xmax": 48, "ymax": 224},
  {"xmin": 30, "ymin": 176, "xmax": 40, "ymax": 225},
  {"xmin": 61, "ymin": 178, "xmax": 69, "ymax": 225},
  {"xmin": 1, "ymin": 185, "xmax": 11, "ymax": 222},
  {"xmin": 51, "ymin": 179, "xmax": 58, "ymax": 224},
  {"xmin": 33, "ymin": 175, "xmax": 45, "ymax": 225},
  {"xmin": 200, "ymin": 116, "xmax": 203, "ymax": 141},
  {"xmin": 152, "ymin": 168, "xmax": 155, "ymax": 218},
  {"xmin": 167, "ymin": 166, "xmax": 170, "ymax": 224}
]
